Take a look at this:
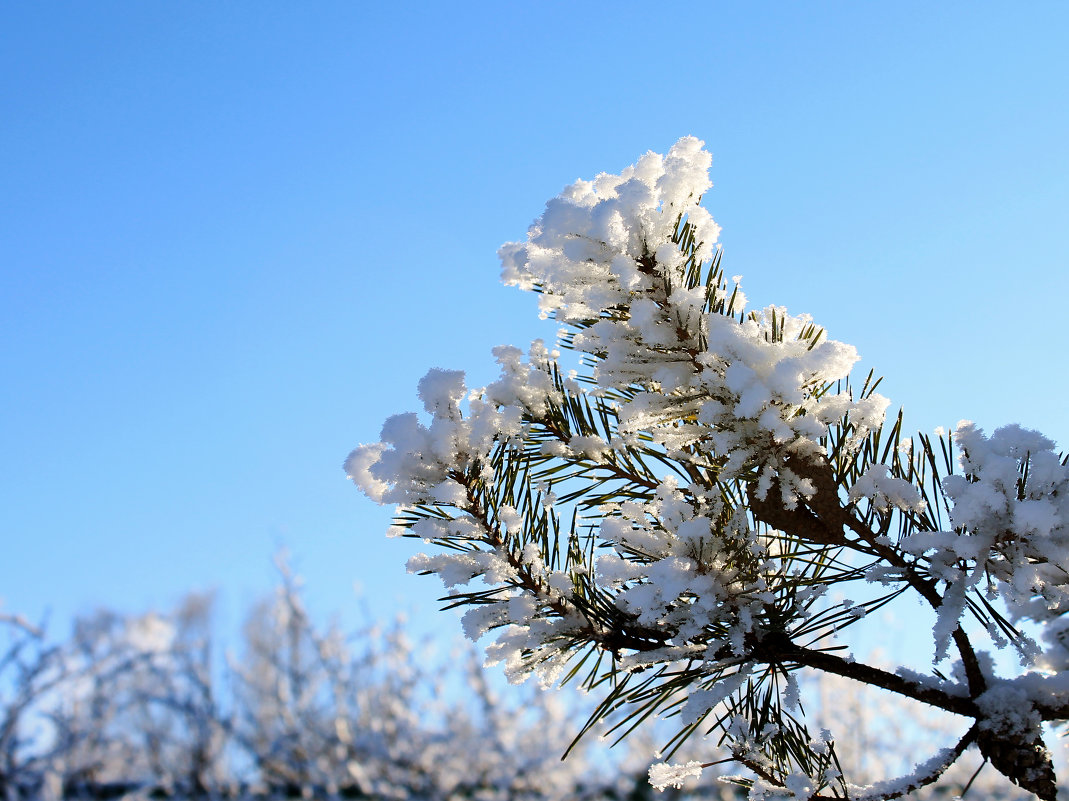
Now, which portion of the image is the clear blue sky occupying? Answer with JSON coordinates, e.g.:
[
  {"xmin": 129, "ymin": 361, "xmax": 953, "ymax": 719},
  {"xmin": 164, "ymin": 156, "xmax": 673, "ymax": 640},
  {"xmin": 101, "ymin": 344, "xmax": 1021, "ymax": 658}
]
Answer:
[{"xmin": 2, "ymin": 2, "xmax": 1067, "ymax": 648}]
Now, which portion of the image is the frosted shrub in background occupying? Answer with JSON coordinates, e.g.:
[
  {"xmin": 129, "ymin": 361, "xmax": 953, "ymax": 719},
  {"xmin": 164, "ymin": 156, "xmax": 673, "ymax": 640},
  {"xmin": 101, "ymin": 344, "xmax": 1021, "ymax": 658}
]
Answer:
[
  {"xmin": 3, "ymin": 566, "xmax": 727, "ymax": 801},
  {"xmin": 349, "ymin": 138, "xmax": 1069, "ymax": 800}
]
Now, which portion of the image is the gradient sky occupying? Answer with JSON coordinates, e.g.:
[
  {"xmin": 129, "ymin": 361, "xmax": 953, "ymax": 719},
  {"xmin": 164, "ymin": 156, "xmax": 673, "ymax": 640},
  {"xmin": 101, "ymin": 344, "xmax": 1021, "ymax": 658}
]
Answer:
[{"xmin": 3, "ymin": 2, "xmax": 1067, "ymax": 653}]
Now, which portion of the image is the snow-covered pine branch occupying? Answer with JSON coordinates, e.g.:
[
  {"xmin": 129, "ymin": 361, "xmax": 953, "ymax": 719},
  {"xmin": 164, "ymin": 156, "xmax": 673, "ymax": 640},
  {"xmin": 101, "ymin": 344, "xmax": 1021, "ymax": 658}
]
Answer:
[{"xmin": 347, "ymin": 137, "xmax": 1069, "ymax": 801}]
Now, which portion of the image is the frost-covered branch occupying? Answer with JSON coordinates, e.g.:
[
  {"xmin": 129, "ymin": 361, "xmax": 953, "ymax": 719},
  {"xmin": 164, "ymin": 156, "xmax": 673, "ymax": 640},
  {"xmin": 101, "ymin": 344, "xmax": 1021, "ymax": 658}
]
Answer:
[{"xmin": 348, "ymin": 137, "xmax": 1069, "ymax": 800}]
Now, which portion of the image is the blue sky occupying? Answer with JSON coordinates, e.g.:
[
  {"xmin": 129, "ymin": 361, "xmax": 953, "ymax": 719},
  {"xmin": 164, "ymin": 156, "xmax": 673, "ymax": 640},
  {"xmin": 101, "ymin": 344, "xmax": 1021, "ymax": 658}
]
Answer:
[{"xmin": 2, "ymin": 2, "xmax": 1067, "ymax": 649}]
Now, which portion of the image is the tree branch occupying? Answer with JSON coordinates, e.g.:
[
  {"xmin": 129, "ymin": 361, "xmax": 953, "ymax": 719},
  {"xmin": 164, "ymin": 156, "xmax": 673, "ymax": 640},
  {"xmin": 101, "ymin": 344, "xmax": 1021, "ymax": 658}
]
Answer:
[{"xmin": 750, "ymin": 633, "xmax": 978, "ymax": 719}]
